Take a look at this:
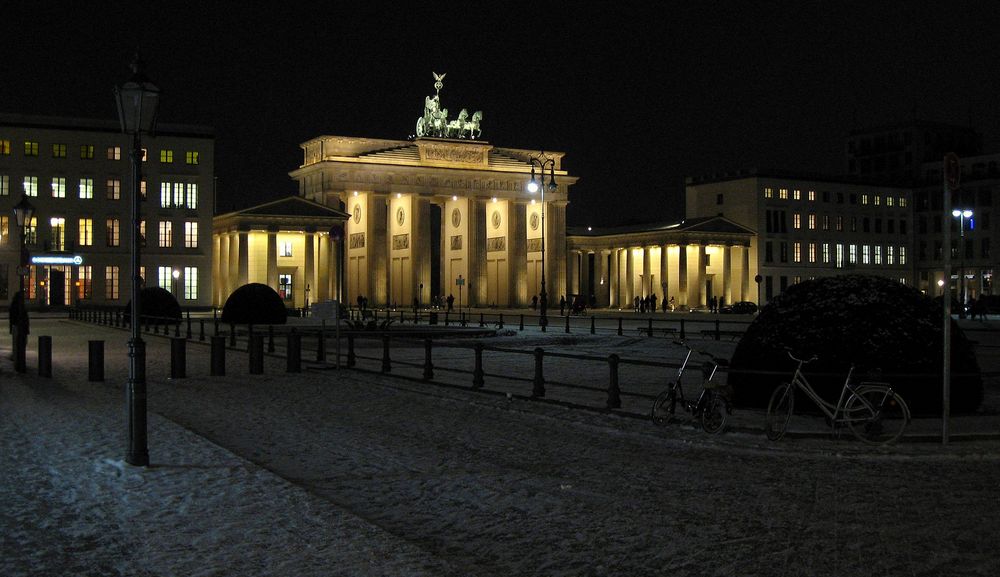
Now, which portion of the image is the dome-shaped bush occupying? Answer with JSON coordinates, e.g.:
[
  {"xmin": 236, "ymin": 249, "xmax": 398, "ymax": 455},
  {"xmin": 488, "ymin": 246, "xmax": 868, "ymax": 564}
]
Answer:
[
  {"xmin": 729, "ymin": 275, "xmax": 981, "ymax": 415},
  {"xmin": 124, "ymin": 287, "xmax": 181, "ymax": 324},
  {"xmin": 221, "ymin": 283, "xmax": 287, "ymax": 325}
]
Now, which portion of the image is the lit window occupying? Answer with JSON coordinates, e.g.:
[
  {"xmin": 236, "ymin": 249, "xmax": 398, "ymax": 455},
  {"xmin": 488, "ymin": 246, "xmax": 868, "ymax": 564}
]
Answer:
[
  {"xmin": 886, "ymin": 196, "xmax": 894, "ymax": 207},
  {"xmin": 822, "ymin": 215, "xmax": 830, "ymax": 231},
  {"xmin": 279, "ymin": 241, "xmax": 293, "ymax": 257},
  {"xmin": 140, "ymin": 148, "xmax": 147, "ymax": 162},
  {"xmin": 278, "ymin": 274, "xmax": 293, "ymax": 300},
  {"xmin": 158, "ymin": 267, "xmax": 173, "ymax": 292},
  {"xmin": 160, "ymin": 183, "xmax": 172, "ymax": 207},
  {"xmin": 862, "ymin": 245, "xmax": 870, "ymax": 264},
  {"xmin": 899, "ymin": 246, "xmax": 907, "ymax": 265},
  {"xmin": 184, "ymin": 221, "xmax": 198, "ymax": 248},
  {"xmin": 861, "ymin": 194, "xmax": 869, "ymax": 205},
  {"xmin": 52, "ymin": 143, "xmax": 67, "ymax": 158},
  {"xmin": 887, "ymin": 246, "xmax": 895, "ymax": 265},
  {"xmin": 763, "ymin": 187, "xmax": 773, "ymax": 199},
  {"xmin": 50, "ymin": 217, "xmax": 66, "ymax": 251},
  {"xmin": 105, "ymin": 266, "xmax": 119, "ymax": 300},
  {"xmin": 0, "ymin": 139, "xmax": 10, "ymax": 155},
  {"xmin": 80, "ymin": 145, "xmax": 94, "ymax": 159},
  {"xmin": 78, "ymin": 178, "xmax": 94, "ymax": 199},
  {"xmin": 0, "ymin": 216, "xmax": 8, "ymax": 245},
  {"xmin": 106, "ymin": 218, "xmax": 120, "ymax": 247},
  {"xmin": 822, "ymin": 243, "xmax": 830, "ymax": 263},
  {"xmin": 793, "ymin": 242, "xmax": 801, "ymax": 263},
  {"xmin": 836, "ymin": 244, "xmax": 844, "ymax": 268},
  {"xmin": 0, "ymin": 175, "xmax": 7, "ymax": 196},
  {"xmin": 79, "ymin": 218, "xmax": 93, "ymax": 246},
  {"xmin": 140, "ymin": 220, "xmax": 146, "ymax": 247},
  {"xmin": 160, "ymin": 149, "xmax": 174, "ymax": 163},
  {"xmin": 808, "ymin": 243, "xmax": 816, "ymax": 263},
  {"xmin": 158, "ymin": 221, "xmax": 173, "ymax": 247},
  {"xmin": 106, "ymin": 178, "xmax": 121, "ymax": 200},
  {"xmin": 793, "ymin": 213, "xmax": 801, "ymax": 229},
  {"xmin": 808, "ymin": 213, "xmax": 816, "ymax": 230},
  {"xmin": 24, "ymin": 141, "xmax": 39, "ymax": 156},
  {"xmin": 140, "ymin": 180, "xmax": 147, "ymax": 200},
  {"xmin": 184, "ymin": 267, "xmax": 198, "ymax": 300},
  {"xmin": 173, "ymin": 183, "xmax": 184, "ymax": 208},
  {"xmin": 874, "ymin": 195, "xmax": 881, "ymax": 206},
  {"xmin": 808, "ymin": 190, "xmax": 815, "ymax": 201},
  {"xmin": 779, "ymin": 188, "xmax": 788, "ymax": 200},
  {"xmin": 899, "ymin": 196, "xmax": 908, "ymax": 207},
  {"xmin": 185, "ymin": 183, "xmax": 198, "ymax": 209},
  {"xmin": 849, "ymin": 244, "xmax": 857, "ymax": 264},
  {"xmin": 78, "ymin": 265, "xmax": 92, "ymax": 299},
  {"xmin": 51, "ymin": 177, "xmax": 66, "ymax": 198},
  {"xmin": 24, "ymin": 217, "xmax": 37, "ymax": 245},
  {"xmin": 836, "ymin": 216, "xmax": 843, "ymax": 231},
  {"xmin": 185, "ymin": 151, "xmax": 200, "ymax": 165},
  {"xmin": 875, "ymin": 245, "xmax": 882, "ymax": 265},
  {"xmin": 23, "ymin": 176, "xmax": 38, "ymax": 196},
  {"xmin": 107, "ymin": 146, "xmax": 121, "ymax": 160},
  {"xmin": 793, "ymin": 189, "xmax": 801, "ymax": 200}
]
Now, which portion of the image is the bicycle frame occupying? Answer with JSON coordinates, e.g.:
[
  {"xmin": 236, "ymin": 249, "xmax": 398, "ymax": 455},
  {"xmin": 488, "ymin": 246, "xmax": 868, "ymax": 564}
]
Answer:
[
  {"xmin": 669, "ymin": 345, "xmax": 719, "ymax": 412},
  {"xmin": 788, "ymin": 359, "xmax": 890, "ymax": 426}
]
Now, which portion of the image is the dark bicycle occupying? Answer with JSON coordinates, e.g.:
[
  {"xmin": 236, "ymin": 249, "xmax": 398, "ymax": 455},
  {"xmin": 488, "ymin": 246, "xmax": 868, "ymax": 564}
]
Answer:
[{"xmin": 651, "ymin": 341, "xmax": 731, "ymax": 433}]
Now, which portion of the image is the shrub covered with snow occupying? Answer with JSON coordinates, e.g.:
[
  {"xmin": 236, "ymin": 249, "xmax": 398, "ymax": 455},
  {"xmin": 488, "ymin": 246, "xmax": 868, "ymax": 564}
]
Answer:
[
  {"xmin": 221, "ymin": 283, "xmax": 288, "ymax": 325},
  {"xmin": 729, "ymin": 275, "xmax": 982, "ymax": 414},
  {"xmin": 125, "ymin": 287, "xmax": 181, "ymax": 324}
]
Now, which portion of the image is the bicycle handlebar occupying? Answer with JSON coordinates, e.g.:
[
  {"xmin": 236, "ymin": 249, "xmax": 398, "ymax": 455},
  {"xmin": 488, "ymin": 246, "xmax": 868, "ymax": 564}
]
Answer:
[
  {"xmin": 786, "ymin": 349, "xmax": 818, "ymax": 364},
  {"xmin": 672, "ymin": 340, "xmax": 727, "ymax": 365}
]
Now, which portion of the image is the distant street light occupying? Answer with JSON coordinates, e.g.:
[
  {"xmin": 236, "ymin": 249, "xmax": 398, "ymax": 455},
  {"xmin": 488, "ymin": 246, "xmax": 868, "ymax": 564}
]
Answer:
[
  {"xmin": 952, "ymin": 208, "xmax": 973, "ymax": 317},
  {"xmin": 116, "ymin": 53, "xmax": 159, "ymax": 467},
  {"xmin": 527, "ymin": 152, "xmax": 558, "ymax": 331}
]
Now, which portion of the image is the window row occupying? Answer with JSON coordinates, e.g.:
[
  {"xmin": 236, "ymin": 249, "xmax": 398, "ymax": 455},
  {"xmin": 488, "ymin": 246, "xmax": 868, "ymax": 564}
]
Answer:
[
  {"xmin": 0, "ymin": 139, "xmax": 199, "ymax": 164},
  {"xmin": 765, "ymin": 241, "xmax": 907, "ymax": 266},
  {"xmin": 763, "ymin": 187, "xmax": 907, "ymax": 207},
  {"xmin": 918, "ymin": 239, "xmax": 992, "ymax": 261},
  {"xmin": 766, "ymin": 210, "xmax": 907, "ymax": 235},
  {"xmin": 2, "ymin": 175, "xmax": 198, "ymax": 208},
  {"xmin": 0, "ymin": 216, "xmax": 198, "ymax": 249},
  {"xmin": 917, "ymin": 213, "xmax": 991, "ymax": 234}
]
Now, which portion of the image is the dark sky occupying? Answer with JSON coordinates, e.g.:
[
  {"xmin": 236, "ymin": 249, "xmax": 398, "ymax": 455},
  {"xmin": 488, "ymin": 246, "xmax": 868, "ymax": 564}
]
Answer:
[{"xmin": 4, "ymin": 2, "xmax": 1000, "ymax": 227}]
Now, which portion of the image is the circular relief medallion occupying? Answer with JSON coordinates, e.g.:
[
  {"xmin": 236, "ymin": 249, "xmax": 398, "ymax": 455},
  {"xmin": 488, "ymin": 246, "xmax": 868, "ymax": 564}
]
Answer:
[
  {"xmin": 353, "ymin": 204, "xmax": 361, "ymax": 224},
  {"xmin": 529, "ymin": 212, "xmax": 539, "ymax": 231},
  {"xmin": 451, "ymin": 208, "xmax": 461, "ymax": 228},
  {"xmin": 396, "ymin": 207, "xmax": 405, "ymax": 226},
  {"xmin": 491, "ymin": 210, "xmax": 502, "ymax": 229}
]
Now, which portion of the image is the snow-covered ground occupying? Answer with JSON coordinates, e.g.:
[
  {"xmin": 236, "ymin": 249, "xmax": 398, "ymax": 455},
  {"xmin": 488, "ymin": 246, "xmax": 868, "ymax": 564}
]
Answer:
[{"xmin": 2, "ymin": 316, "xmax": 999, "ymax": 576}]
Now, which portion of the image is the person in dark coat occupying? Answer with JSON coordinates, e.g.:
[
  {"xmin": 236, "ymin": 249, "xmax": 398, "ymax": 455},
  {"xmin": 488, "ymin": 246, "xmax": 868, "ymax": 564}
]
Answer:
[
  {"xmin": 447, "ymin": 293, "xmax": 455, "ymax": 312},
  {"xmin": 559, "ymin": 295, "xmax": 566, "ymax": 316}
]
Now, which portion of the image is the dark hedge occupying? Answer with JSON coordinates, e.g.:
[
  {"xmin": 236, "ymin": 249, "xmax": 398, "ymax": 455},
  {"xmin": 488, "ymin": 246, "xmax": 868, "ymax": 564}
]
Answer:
[
  {"xmin": 729, "ymin": 275, "xmax": 982, "ymax": 415},
  {"xmin": 124, "ymin": 287, "xmax": 181, "ymax": 324},
  {"xmin": 221, "ymin": 283, "xmax": 287, "ymax": 325}
]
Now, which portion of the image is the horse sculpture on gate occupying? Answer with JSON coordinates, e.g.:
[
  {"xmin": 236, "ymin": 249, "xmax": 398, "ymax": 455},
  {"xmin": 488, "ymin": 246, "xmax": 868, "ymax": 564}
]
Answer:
[{"xmin": 414, "ymin": 72, "xmax": 483, "ymax": 140}]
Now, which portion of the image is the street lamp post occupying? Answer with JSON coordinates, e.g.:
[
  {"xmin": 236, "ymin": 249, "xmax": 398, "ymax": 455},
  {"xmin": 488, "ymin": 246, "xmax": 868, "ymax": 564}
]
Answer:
[
  {"xmin": 13, "ymin": 194, "xmax": 35, "ymax": 295},
  {"xmin": 953, "ymin": 208, "xmax": 973, "ymax": 317},
  {"xmin": 115, "ymin": 54, "xmax": 159, "ymax": 467},
  {"xmin": 527, "ymin": 152, "xmax": 558, "ymax": 331},
  {"xmin": 12, "ymin": 194, "xmax": 34, "ymax": 373},
  {"xmin": 172, "ymin": 268, "xmax": 181, "ymax": 298}
]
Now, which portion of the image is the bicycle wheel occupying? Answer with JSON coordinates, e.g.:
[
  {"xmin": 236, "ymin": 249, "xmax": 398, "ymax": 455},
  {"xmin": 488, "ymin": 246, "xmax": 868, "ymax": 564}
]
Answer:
[
  {"xmin": 651, "ymin": 388, "xmax": 678, "ymax": 426},
  {"xmin": 846, "ymin": 386, "xmax": 910, "ymax": 445},
  {"xmin": 765, "ymin": 383, "xmax": 794, "ymax": 441},
  {"xmin": 700, "ymin": 392, "xmax": 729, "ymax": 434}
]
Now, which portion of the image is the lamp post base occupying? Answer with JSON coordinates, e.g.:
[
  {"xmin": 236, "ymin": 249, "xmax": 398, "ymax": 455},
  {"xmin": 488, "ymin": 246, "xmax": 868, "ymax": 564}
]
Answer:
[{"xmin": 126, "ymin": 337, "xmax": 149, "ymax": 467}]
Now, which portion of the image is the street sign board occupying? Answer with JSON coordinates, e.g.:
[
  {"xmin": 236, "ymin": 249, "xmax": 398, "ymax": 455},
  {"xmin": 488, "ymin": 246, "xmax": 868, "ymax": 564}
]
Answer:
[{"xmin": 456, "ymin": 276, "xmax": 465, "ymax": 286}]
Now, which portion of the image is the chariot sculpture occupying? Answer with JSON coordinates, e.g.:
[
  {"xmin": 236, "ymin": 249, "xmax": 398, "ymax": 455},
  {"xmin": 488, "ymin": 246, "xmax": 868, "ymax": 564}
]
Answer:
[{"xmin": 415, "ymin": 72, "xmax": 482, "ymax": 139}]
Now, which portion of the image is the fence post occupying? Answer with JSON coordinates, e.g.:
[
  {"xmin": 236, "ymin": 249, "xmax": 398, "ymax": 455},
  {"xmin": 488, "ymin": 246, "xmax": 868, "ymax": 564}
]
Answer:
[
  {"xmin": 532, "ymin": 347, "xmax": 545, "ymax": 398},
  {"xmin": 171, "ymin": 337, "xmax": 187, "ymax": 379},
  {"xmin": 591, "ymin": 316, "xmax": 596, "ymax": 334},
  {"xmin": 267, "ymin": 325, "xmax": 276, "ymax": 353},
  {"xmin": 423, "ymin": 338, "xmax": 434, "ymax": 380},
  {"xmin": 648, "ymin": 318, "xmax": 653, "ymax": 337},
  {"xmin": 479, "ymin": 313, "xmax": 485, "ymax": 327},
  {"xmin": 229, "ymin": 324, "xmax": 236, "ymax": 347},
  {"xmin": 287, "ymin": 329, "xmax": 301, "ymax": 373},
  {"xmin": 565, "ymin": 314, "xmax": 570, "ymax": 333},
  {"xmin": 88, "ymin": 340, "xmax": 104, "ymax": 382},
  {"xmin": 617, "ymin": 317, "xmax": 623, "ymax": 336},
  {"xmin": 445, "ymin": 312, "xmax": 450, "ymax": 326},
  {"xmin": 473, "ymin": 343, "xmax": 485, "ymax": 388},
  {"xmin": 461, "ymin": 312, "xmax": 467, "ymax": 327},
  {"xmin": 680, "ymin": 318, "xmax": 686, "ymax": 340},
  {"xmin": 347, "ymin": 334, "xmax": 356, "ymax": 367},
  {"xmin": 715, "ymin": 319, "xmax": 721, "ymax": 341},
  {"xmin": 249, "ymin": 335, "xmax": 264, "ymax": 374},
  {"xmin": 186, "ymin": 310, "xmax": 193, "ymax": 339},
  {"xmin": 316, "ymin": 327, "xmax": 326, "ymax": 362},
  {"xmin": 174, "ymin": 318, "xmax": 181, "ymax": 338},
  {"xmin": 13, "ymin": 325, "xmax": 26, "ymax": 373},
  {"xmin": 498, "ymin": 313, "xmax": 504, "ymax": 329},
  {"xmin": 199, "ymin": 319, "xmax": 205, "ymax": 341},
  {"xmin": 38, "ymin": 336, "xmax": 52, "ymax": 378},
  {"xmin": 381, "ymin": 335, "xmax": 391, "ymax": 373},
  {"xmin": 211, "ymin": 336, "xmax": 226, "ymax": 376},
  {"xmin": 607, "ymin": 353, "xmax": 622, "ymax": 409},
  {"xmin": 519, "ymin": 314, "xmax": 525, "ymax": 331}
]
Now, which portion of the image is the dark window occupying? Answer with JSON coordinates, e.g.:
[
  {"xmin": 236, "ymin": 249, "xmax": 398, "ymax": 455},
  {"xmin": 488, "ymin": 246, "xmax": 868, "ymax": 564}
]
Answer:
[
  {"xmin": 837, "ymin": 192, "xmax": 844, "ymax": 204},
  {"xmin": 765, "ymin": 210, "xmax": 772, "ymax": 233},
  {"xmin": 888, "ymin": 220, "xmax": 895, "ymax": 234},
  {"xmin": 863, "ymin": 218, "xmax": 870, "ymax": 233},
  {"xmin": 983, "ymin": 239, "xmax": 991, "ymax": 259},
  {"xmin": 875, "ymin": 219, "xmax": 882, "ymax": 233},
  {"xmin": 900, "ymin": 220, "xmax": 907, "ymax": 235},
  {"xmin": 850, "ymin": 194, "xmax": 857, "ymax": 205},
  {"xmin": 918, "ymin": 217, "xmax": 927, "ymax": 234},
  {"xmin": 716, "ymin": 193, "xmax": 724, "ymax": 205},
  {"xmin": 966, "ymin": 240, "xmax": 974, "ymax": 259},
  {"xmin": 780, "ymin": 276, "xmax": 789, "ymax": 292},
  {"xmin": 983, "ymin": 212, "xmax": 990, "ymax": 230},
  {"xmin": 780, "ymin": 242, "xmax": 788, "ymax": 263},
  {"xmin": 765, "ymin": 242, "xmax": 773, "ymax": 263},
  {"xmin": 822, "ymin": 191, "xmax": 830, "ymax": 203},
  {"xmin": 851, "ymin": 217, "xmax": 857, "ymax": 232},
  {"xmin": 765, "ymin": 276, "xmax": 774, "ymax": 300},
  {"xmin": 934, "ymin": 216, "xmax": 942, "ymax": 233},
  {"xmin": 919, "ymin": 241, "xmax": 927, "ymax": 261}
]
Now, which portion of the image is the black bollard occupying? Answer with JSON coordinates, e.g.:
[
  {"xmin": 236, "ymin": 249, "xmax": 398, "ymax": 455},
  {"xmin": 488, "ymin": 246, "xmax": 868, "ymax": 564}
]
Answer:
[
  {"xmin": 287, "ymin": 330, "xmax": 301, "ymax": 373},
  {"xmin": 607, "ymin": 354, "xmax": 622, "ymax": 409},
  {"xmin": 347, "ymin": 334, "xmax": 356, "ymax": 367},
  {"xmin": 715, "ymin": 319, "xmax": 721, "ymax": 341},
  {"xmin": 519, "ymin": 314, "xmax": 524, "ymax": 331},
  {"xmin": 679, "ymin": 318, "xmax": 686, "ymax": 340},
  {"xmin": 591, "ymin": 316, "xmax": 596, "ymax": 334},
  {"xmin": 565, "ymin": 314, "xmax": 570, "ymax": 334},
  {"xmin": 498, "ymin": 313, "xmax": 504, "ymax": 329},
  {"xmin": 210, "ymin": 336, "xmax": 226, "ymax": 376},
  {"xmin": 249, "ymin": 335, "xmax": 264, "ymax": 374},
  {"xmin": 170, "ymin": 337, "xmax": 187, "ymax": 379},
  {"xmin": 174, "ymin": 319, "xmax": 181, "ymax": 338},
  {"xmin": 648, "ymin": 318, "xmax": 653, "ymax": 337},
  {"xmin": 479, "ymin": 313, "xmax": 484, "ymax": 327},
  {"xmin": 316, "ymin": 328, "xmax": 326, "ymax": 362},
  {"xmin": 617, "ymin": 317, "xmax": 623, "ymax": 336},
  {"xmin": 229, "ymin": 324, "xmax": 236, "ymax": 347},
  {"xmin": 186, "ymin": 311, "xmax": 193, "ymax": 339},
  {"xmin": 381, "ymin": 335, "xmax": 391, "ymax": 373},
  {"xmin": 532, "ymin": 347, "xmax": 545, "ymax": 398},
  {"xmin": 473, "ymin": 343, "xmax": 485, "ymax": 388},
  {"xmin": 268, "ymin": 325, "xmax": 275, "ymax": 353},
  {"xmin": 38, "ymin": 336, "xmax": 52, "ymax": 378},
  {"xmin": 199, "ymin": 319, "xmax": 205, "ymax": 341},
  {"xmin": 445, "ymin": 312, "xmax": 450, "ymax": 326},
  {"xmin": 422, "ymin": 338, "xmax": 434, "ymax": 380},
  {"xmin": 88, "ymin": 340, "xmax": 105, "ymax": 382},
  {"xmin": 461, "ymin": 312, "xmax": 467, "ymax": 327}
]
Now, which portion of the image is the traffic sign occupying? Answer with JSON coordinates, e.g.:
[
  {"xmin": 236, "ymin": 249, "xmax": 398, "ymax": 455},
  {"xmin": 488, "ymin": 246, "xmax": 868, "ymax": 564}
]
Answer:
[{"xmin": 456, "ymin": 274, "xmax": 465, "ymax": 286}]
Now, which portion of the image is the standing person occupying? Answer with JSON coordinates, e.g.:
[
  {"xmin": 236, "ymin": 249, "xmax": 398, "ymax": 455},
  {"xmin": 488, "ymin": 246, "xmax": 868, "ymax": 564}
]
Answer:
[
  {"xmin": 559, "ymin": 295, "xmax": 566, "ymax": 316},
  {"xmin": 531, "ymin": 295, "xmax": 538, "ymax": 310},
  {"xmin": 650, "ymin": 293, "xmax": 658, "ymax": 314},
  {"xmin": 669, "ymin": 296, "xmax": 675, "ymax": 311},
  {"xmin": 447, "ymin": 293, "xmax": 454, "ymax": 312}
]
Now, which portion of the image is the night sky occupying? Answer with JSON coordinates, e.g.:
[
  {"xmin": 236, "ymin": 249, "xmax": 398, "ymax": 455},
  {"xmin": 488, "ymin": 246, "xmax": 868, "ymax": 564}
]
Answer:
[{"xmin": 4, "ymin": 2, "xmax": 1000, "ymax": 227}]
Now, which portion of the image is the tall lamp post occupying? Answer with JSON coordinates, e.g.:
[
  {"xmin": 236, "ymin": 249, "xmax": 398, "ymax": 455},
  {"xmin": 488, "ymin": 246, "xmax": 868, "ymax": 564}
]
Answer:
[
  {"xmin": 13, "ymin": 194, "xmax": 35, "ymax": 294},
  {"xmin": 953, "ymin": 208, "xmax": 973, "ymax": 317},
  {"xmin": 116, "ymin": 54, "xmax": 159, "ymax": 467},
  {"xmin": 527, "ymin": 152, "xmax": 558, "ymax": 330},
  {"xmin": 12, "ymin": 194, "xmax": 34, "ymax": 373}
]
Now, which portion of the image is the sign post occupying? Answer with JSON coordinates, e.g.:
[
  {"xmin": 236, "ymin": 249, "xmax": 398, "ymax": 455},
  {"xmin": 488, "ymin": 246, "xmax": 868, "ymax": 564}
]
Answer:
[{"xmin": 943, "ymin": 152, "xmax": 960, "ymax": 445}]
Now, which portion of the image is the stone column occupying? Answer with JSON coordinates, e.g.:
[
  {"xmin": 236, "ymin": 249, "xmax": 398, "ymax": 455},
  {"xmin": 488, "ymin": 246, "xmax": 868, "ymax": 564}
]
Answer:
[
  {"xmin": 237, "ymin": 230, "xmax": 249, "ymax": 288},
  {"xmin": 580, "ymin": 251, "xmax": 591, "ymax": 301},
  {"xmin": 266, "ymin": 230, "xmax": 278, "ymax": 291},
  {"xmin": 227, "ymin": 232, "xmax": 238, "ymax": 296},
  {"xmin": 439, "ymin": 200, "xmax": 448, "ymax": 302},
  {"xmin": 370, "ymin": 194, "xmax": 389, "ymax": 307},
  {"xmin": 213, "ymin": 234, "xmax": 223, "ymax": 306},
  {"xmin": 304, "ymin": 231, "xmax": 315, "ymax": 308},
  {"xmin": 642, "ymin": 246, "xmax": 651, "ymax": 297},
  {"xmin": 549, "ymin": 202, "xmax": 568, "ymax": 304},
  {"xmin": 677, "ymin": 244, "xmax": 688, "ymax": 307},
  {"xmin": 609, "ymin": 248, "xmax": 619, "ymax": 308},
  {"xmin": 741, "ymin": 245, "xmax": 751, "ymax": 303},
  {"xmin": 660, "ymin": 244, "xmax": 670, "ymax": 300},
  {"xmin": 510, "ymin": 201, "xmax": 527, "ymax": 306},
  {"xmin": 414, "ymin": 197, "xmax": 432, "ymax": 306},
  {"xmin": 625, "ymin": 247, "xmax": 635, "ymax": 306},
  {"xmin": 317, "ymin": 233, "xmax": 330, "ymax": 302},
  {"xmin": 594, "ymin": 250, "xmax": 607, "ymax": 307},
  {"xmin": 723, "ymin": 244, "xmax": 733, "ymax": 305},
  {"xmin": 568, "ymin": 251, "xmax": 579, "ymax": 296},
  {"xmin": 687, "ymin": 244, "xmax": 704, "ymax": 309},
  {"xmin": 470, "ymin": 198, "xmax": 488, "ymax": 306}
]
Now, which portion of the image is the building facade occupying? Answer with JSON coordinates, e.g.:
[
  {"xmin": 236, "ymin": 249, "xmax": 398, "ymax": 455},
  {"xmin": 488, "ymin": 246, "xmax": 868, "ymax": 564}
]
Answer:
[
  {"xmin": 685, "ymin": 171, "xmax": 913, "ymax": 302},
  {"xmin": 0, "ymin": 114, "xmax": 215, "ymax": 308}
]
